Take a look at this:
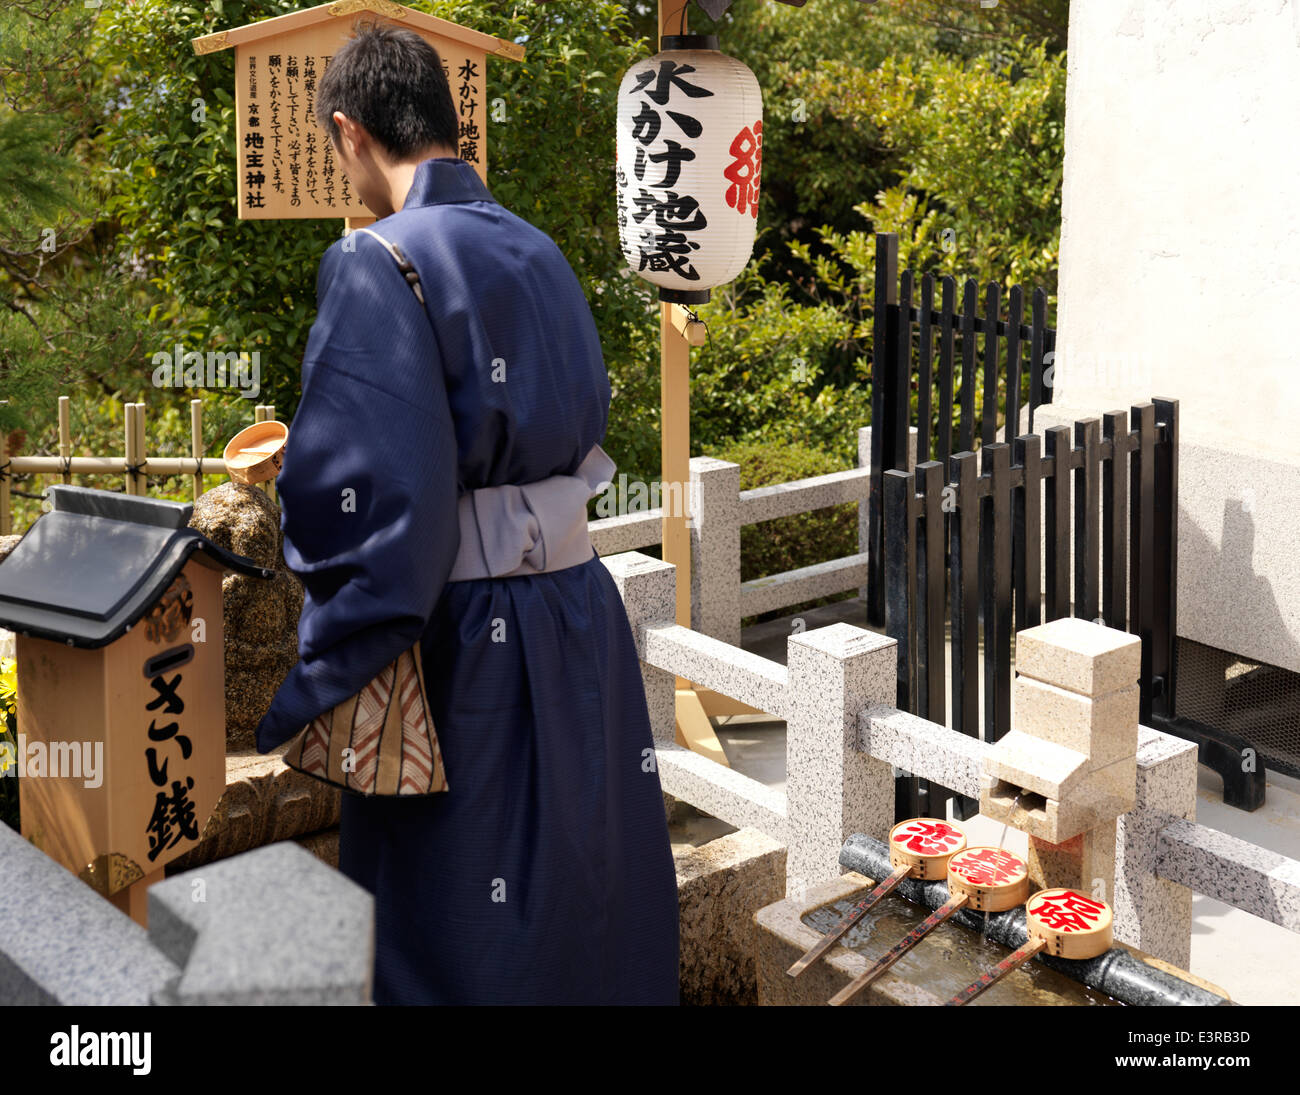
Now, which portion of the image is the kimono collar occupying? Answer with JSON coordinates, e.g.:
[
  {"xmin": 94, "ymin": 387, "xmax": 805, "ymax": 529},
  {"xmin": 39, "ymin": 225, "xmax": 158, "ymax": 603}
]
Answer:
[{"xmin": 402, "ymin": 157, "xmax": 497, "ymax": 209}]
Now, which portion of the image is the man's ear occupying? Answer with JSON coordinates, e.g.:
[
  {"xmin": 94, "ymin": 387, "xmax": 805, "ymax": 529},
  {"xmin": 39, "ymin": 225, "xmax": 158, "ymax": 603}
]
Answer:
[{"xmin": 333, "ymin": 111, "xmax": 365, "ymax": 158}]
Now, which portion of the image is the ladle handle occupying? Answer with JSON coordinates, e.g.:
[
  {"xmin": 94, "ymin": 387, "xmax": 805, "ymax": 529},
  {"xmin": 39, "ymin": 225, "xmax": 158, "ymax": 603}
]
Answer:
[
  {"xmin": 947, "ymin": 937, "xmax": 1047, "ymax": 1006},
  {"xmin": 828, "ymin": 893, "xmax": 968, "ymax": 1006},
  {"xmin": 787, "ymin": 865, "xmax": 911, "ymax": 978}
]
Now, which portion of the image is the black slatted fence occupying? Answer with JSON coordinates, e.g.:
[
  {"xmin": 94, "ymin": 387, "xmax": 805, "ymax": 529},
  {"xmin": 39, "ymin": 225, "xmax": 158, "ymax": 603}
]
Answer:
[
  {"xmin": 867, "ymin": 233, "xmax": 1057, "ymax": 628},
  {"xmin": 884, "ymin": 399, "xmax": 1181, "ymax": 821}
]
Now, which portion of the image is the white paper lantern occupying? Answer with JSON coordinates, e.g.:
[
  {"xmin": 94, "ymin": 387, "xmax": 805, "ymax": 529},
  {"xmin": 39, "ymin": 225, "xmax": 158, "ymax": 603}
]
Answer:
[{"xmin": 615, "ymin": 34, "xmax": 763, "ymax": 304}]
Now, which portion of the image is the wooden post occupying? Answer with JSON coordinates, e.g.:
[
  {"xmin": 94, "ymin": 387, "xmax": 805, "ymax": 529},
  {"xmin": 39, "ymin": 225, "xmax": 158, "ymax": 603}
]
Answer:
[
  {"xmin": 655, "ymin": 0, "xmax": 726, "ymax": 764},
  {"xmin": 660, "ymin": 302, "xmax": 692, "ymax": 631},
  {"xmin": 123, "ymin": 403, "xmax": 138, "ymax": 497},
  {"xmin": 134, "ymin": 402, "xmax": 147, "ymax": 497},
  {"xmin": 57, "ymin": 396, "xmax": 71, "ymax": 485},
  {"xmin": 108, "ymin": 867, "xmax": 165, "ymax": 927},
  {"xmin": 254, "ymin": 405, "xmax": 277, "ymax": 502},
  {"xmin": 191, "ymin": 399, "xmax": 204, "ymax": 501}
]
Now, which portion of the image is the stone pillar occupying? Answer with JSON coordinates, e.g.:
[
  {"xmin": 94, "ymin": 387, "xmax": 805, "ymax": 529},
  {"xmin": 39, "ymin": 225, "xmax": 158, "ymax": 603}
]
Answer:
[
  {"xmin": 1009, "ymin": 617, "xmax": 1142, "ymax": 899},
  {"xmin": 689, "ymin": 456, "xmax": 741, "ymax": 646},
  {"xmin": 785, "ymin": 624, "xmax": 896, "ymax": 899},
  {"xmin": 1114, "ymin": 728, "xmax": 1198, "ymax": 968},
  {"xmin": 603, "ymin": 552, "xmax": 677, "ymax": 747}
]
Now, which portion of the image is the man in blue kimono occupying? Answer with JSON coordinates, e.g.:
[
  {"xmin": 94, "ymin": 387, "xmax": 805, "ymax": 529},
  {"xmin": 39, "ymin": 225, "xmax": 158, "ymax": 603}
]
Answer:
[{"xmin": 254, "ymin": 23, "xmax": 680, "ymax": 1005}]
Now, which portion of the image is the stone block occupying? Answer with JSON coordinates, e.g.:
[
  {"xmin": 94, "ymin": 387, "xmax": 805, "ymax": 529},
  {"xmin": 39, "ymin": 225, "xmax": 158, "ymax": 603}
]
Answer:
[
  {"xmin": 674, "ymin": 827, "xmax": 785, "ymax": 1005},
  {"xmin": 689, "ymin": 457, "xmax": 741, "ymax": 646},
  {"xmin": 166, "ymin": 749, "xmax": 341, "ymax": 874},
  {"xmin": 0, "ymin": 822, "xmax": 179, "ymax": 1005},
  {"xmin": 1014, "ymin": 676, "xmax": 1139, "ymax": 765},
  {"xmin": 149, "ymin": 841, "xmax": 373, "ymax": 1005},
  {"xmin": 603, "ymin": 552, "xmax": 677, "ymax": 746},
  {"xmin": 785, "ymin": 625, "xmax": 895, "ymax": 898},
  {"xmin": 1074, "ymin": 754, "xmax": 1138, "ymax": 828},
  {"xmin": 981, "ymin": 728, "xmax": 1089, "ymax": 802},
  {"xmin": 1112, "ymin": 727, "xmax": 1198, "ymax": 968},
  {"xmin": 1028, "ymin": 819, "xmax": 1117, "ymax": 897},
  {"xmin": 1015, "ymin": 617, "xmax": 1142, "ymax": 697}
]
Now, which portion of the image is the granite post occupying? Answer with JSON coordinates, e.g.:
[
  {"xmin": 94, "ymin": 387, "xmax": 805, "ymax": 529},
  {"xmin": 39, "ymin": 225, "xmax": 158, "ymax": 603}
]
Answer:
[
  {"xmin": 1114, "ymin": 727, "xmax": 1198, "ymax": 968},
  {"xmin": 603, "ymin": 552, "xmax": 677, "ymax": 748},
  {"xmin": 784, "ymin": 624, "xmax": 896, "ymax": 900},
  {"xmin": 689, "ymin": 456, "xmax": 741, "ymax": 646}
]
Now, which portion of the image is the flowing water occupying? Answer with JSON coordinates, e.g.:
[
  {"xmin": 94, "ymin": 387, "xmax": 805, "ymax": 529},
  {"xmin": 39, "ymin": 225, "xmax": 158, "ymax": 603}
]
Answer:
[
  {"xmin": 802, "ymin": 880, "xmax": 1118, "ymax": 1006},
  {"xmin": 983, "ymin": 790, "xmax": 1023, "ymax": 944}
]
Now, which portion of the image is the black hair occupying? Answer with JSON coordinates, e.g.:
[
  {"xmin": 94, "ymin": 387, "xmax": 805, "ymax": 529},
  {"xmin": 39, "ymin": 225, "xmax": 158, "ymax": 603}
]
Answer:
[{"xmin": 314, "ymin": 21, "xmax": 459, "ymax": 159}]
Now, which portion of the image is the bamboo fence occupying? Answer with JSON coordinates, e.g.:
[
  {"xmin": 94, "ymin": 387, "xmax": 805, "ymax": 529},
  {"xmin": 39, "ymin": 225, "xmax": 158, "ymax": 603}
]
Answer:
[{"xmin": 0, "ymin": 397, "xmax": 276, "ymax": 535}]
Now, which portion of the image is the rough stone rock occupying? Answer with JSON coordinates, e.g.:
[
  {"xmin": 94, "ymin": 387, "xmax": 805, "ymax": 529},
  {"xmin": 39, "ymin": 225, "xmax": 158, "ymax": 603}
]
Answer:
[
  {"xmin": 188, "ymin": 483, "xmax": 302, "ymax": 750},
  {"xmin": 0, "ymin": 534, "xmax": 24, "ymax": 658},
  {"xmin": 673, "ymin": 827, "xmax": 785, "ymax": 1006},
  {"xmin": 295, "ymin": 827, "xmax": 340, "ymax": 869},
  {"xmin": 166, "ymin": 749, "xmax": 340, "ymax": 874}
]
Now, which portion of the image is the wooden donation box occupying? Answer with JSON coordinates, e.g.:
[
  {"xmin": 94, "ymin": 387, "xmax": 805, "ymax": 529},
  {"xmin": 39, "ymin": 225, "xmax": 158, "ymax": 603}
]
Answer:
[
  {"xmin": 190, "ymin": 0, "xmax": 525, "ymax": 220},
  {"xmin": 0, "ymin": 486, "xmax": 271, "ymax": 912}
]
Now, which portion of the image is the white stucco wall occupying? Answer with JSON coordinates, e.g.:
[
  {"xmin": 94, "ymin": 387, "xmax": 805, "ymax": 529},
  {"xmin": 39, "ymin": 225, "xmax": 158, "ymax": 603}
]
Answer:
[{"xmin": 1050, "ymin": 0, "xmax": 1300, "ymax": 673}]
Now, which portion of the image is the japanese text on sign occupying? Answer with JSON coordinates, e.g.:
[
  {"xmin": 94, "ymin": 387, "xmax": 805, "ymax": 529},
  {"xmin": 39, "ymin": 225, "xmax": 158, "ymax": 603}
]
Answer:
[
  {"xmin": 235, "ymin": 39, "xmax": 486, "ymax": 219},
  {"xmin": 618, "ymin": 58, "xmax": 714, "ymax": 282},
  {"xmin": 893, "ymin": 819, "xmax": 964, "ymax": 856},
  {"xmin": 951, "ymin": 847, "xmax": 1025, "ymax": 886},
  {"xmin": 142, "ymin": 664, "xmax": 200, "ymax": 862},
  {"xmin": 1029, "ymin": 890, "xmax": 1108, "ymax": 932}
]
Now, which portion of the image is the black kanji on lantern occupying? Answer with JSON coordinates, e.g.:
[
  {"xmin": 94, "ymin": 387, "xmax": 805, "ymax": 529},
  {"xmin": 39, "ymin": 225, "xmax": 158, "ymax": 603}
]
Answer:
[{"xmin": 626, "ymin": 56, "xmax": 715, "ymax": 282}]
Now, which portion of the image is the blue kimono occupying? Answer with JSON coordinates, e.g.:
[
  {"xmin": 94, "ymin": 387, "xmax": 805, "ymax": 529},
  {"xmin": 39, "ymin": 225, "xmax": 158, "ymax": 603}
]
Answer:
[{"xmin": 255, "ymin": 158, "xmax": 680, "ymax": 1005}]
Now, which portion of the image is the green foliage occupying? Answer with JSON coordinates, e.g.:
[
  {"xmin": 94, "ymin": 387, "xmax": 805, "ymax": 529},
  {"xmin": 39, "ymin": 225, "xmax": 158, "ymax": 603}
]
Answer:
[
  {"xmin": 792, "ymin": 37, "xmax": 1066, "ymax": 295},
  {"xmin": 93, "ymin": 0, "xmax": 655, "ymax": 434},
  {"xmin": 687, "ymin": 34, "xmax": 1067, "ymax": 463},
  {"xmin": 710, "ymin": 437, "xmax": 857, "ymax": 622},
  {"xmin": 688, "ymin": 264, "xmax": 866, "ymax": 466},
  {"xmin": 0, "ymin": 0, "xmax": 158, "ymax": 439},
  {"xmin": 1, "ymin": 0, "xmax": 1067, "ymax": 542},
  {"xmin": 95, "ymin": 0, "xmax": 340, "ymax": 415}
]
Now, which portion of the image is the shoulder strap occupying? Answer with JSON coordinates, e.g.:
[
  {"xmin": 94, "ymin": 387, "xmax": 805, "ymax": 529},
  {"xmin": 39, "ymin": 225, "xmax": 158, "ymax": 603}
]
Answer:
[{"xmin": 349, "ymin": 227, "xmax": 425, "ymax": 305}]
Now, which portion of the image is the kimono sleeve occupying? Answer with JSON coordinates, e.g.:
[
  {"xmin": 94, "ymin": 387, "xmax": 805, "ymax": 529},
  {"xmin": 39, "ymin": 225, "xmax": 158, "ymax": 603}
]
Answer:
[{"xmin": 255, "ymin": 237, "xmax": 460, "ymax": 754}]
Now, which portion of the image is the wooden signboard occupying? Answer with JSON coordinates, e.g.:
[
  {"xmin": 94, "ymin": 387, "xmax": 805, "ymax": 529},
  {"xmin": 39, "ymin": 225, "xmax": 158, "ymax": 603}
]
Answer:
[
  {"xmin": 18, "ymin": 564, "xmax": 227, "ymax": 909},
  {"xmin": 191, "ymin": 1, "xmax": 524, "ymax": 220}
]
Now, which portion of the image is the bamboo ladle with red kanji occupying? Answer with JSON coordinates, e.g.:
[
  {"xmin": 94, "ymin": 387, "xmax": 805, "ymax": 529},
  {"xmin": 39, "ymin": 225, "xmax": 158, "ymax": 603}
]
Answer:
[
  {"xmin": 828, "ymin": 845, "xmax": 1031, "ymax": 1005},
  {"xmin": 788, "ymin": 818, "xmax": 967, "ymax": 979},
  {"xmin": 946, "ymin": 888, "xmax": 1115, "ymax": 1005}
]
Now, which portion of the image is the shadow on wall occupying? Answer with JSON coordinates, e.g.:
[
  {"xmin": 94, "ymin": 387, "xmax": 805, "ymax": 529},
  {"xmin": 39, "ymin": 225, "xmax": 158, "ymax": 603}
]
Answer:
[{"xmin": 1181, "ymin": 497, "xmax": 1300, "ymax": 671}]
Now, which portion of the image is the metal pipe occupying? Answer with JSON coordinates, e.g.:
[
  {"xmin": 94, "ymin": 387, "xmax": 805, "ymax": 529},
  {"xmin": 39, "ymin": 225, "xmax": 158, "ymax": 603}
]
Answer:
[{"xmin": 839, "ymin": 833, "xmax": 1231, "ymax": 1007}]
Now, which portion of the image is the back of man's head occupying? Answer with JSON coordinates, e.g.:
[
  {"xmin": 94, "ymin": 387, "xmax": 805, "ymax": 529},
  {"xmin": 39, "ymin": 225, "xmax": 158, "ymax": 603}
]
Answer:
[{"xmin": 314, "ymin": 22, "xmax": 459, "ymax": 159}]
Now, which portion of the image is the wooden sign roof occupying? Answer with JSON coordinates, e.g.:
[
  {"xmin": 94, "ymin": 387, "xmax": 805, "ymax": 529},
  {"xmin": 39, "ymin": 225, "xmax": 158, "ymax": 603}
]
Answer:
[{"xmin": 191, "ymin": 0, "xmax": 525, "ymax": 61}]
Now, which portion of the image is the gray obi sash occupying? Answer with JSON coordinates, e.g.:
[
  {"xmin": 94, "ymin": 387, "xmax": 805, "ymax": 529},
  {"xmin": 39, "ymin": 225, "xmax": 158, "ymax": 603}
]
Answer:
[{"xmin": 447, "ymin": 445, "xmax": 615, "ymax": 582}]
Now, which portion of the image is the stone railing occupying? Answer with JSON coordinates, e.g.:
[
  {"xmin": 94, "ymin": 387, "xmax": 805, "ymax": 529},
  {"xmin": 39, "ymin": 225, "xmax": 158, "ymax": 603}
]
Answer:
[
  {"xmin": 607, "ymin": 551, "xmax": 1300, "ymax": 971},
  {"xmin": 0, "ymin": 824, "xmax": 371, "ymax": 1004},
  {"xmin": 591, "ymin": 426, "xmax": 915, "ymax": 644}
]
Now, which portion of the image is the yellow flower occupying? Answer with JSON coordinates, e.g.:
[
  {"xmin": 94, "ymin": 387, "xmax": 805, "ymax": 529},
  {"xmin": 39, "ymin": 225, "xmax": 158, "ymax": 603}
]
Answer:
[{"xmin": 0, "ymin": 658, "xmax": 16, "ymax": 719}]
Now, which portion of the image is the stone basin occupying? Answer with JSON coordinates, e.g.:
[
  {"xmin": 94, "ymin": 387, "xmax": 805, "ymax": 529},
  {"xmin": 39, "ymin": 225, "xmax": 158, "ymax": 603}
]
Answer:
[{"xmin": 755, "ymin": 872, "xmax": 1231, "ymax": 1006}]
